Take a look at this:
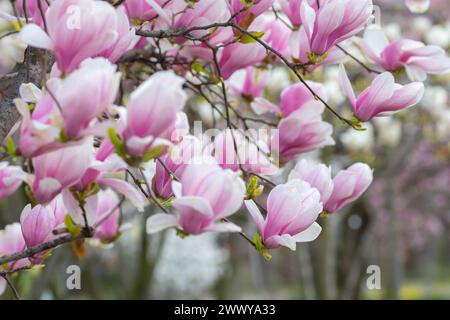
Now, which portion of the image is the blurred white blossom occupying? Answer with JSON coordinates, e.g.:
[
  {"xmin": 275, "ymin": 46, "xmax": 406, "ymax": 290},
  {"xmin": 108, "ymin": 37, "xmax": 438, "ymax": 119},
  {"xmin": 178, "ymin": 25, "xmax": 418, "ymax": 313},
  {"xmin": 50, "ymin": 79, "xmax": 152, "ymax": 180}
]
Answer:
[{"xmin": 152, "ymin": 231, "xmax": 228, "ymax": 298}]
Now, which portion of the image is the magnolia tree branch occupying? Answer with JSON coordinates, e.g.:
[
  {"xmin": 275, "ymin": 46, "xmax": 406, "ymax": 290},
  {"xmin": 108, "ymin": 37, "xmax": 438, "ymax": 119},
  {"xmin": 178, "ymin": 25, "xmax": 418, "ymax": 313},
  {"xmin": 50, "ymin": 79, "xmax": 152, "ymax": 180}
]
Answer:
[
  {"xmin": 0, "ymin": 228, "xmax": 93, "ymax": 266},
  {"xmin": 0, "ymin": 48, "xmax": 51, "ymax": 142},
  {"xmin": 136, "ymin": 20, "xmax": 355, "ymax": 127}
]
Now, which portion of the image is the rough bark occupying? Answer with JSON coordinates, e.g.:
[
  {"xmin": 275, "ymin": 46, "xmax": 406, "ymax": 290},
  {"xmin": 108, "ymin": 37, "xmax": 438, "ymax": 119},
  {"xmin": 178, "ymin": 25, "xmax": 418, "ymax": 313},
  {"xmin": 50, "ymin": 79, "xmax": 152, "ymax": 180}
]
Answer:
[{"xmin": 0, "ymin": 48, "xmax": 50, "ymax": 142}]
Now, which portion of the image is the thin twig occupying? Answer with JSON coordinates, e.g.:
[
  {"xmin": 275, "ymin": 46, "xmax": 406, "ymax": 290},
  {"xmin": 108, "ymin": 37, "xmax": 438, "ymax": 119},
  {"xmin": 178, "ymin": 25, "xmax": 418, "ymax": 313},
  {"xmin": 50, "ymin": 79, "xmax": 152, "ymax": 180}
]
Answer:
[{"xmin": 1, "ymin": 275, "xmax": 21, "ymax": 300}]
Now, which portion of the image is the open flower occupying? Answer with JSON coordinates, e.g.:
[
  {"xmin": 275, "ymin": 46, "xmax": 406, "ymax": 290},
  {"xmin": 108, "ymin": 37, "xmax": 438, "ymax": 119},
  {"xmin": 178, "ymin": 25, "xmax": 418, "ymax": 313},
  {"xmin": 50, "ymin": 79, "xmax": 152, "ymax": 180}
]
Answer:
[
  {"xmin": 0, "ymin": 223, "xmax": 29, "ymax": 271},
  {"xmin": 288, "ymin": 159, "xmax": 334, "ymax": 204},
  {"xmin": 359, "ymin": 26, "xmax": 450, "ymax": 81},
  {"xmin": 273, "ymin": 100, "xmax": 334, "ymax": 163},
  {"xmin": 31, "ymin": 138, "xmax": 94, "ymax": 204},
  {"xmin": 147, "ymin": 156, "xmax": 246, "ymax": 235},
  {"xmin": 300, "ymin": 0, "xmax": 373, "ymax": 56},
  {"xmin": 339, "ymin": 64, "xmax": 424, "ymax": 122},
  {"xmin": 245, "ymin": 179, "xmax": 322, "ymax": 251},
  {"xmin": 20, "ymin": 0, "xmax": 127, "ymax": 72}
]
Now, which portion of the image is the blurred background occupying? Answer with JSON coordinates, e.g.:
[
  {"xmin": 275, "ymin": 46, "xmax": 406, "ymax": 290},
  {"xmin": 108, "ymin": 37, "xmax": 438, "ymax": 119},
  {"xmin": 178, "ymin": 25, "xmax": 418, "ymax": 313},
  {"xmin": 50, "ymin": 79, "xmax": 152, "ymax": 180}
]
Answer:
[{"xmin": 1, "ymin": 0, "xmax": 449, "ymax": 299}]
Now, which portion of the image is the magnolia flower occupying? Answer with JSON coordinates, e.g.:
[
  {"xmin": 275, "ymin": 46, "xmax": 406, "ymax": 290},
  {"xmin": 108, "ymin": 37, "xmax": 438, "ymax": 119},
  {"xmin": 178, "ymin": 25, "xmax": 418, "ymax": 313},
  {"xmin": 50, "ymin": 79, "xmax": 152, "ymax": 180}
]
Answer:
[
  {"xmin": 89, "ymin": 189, "xmax": 121, "ymax": 242},
  {"xmin": 279, "ymin": 0, "xmax": 318, "ymax": 27},
  {"xmin": 218, "ymin": 42, "xmax": 266, "ymax": 80},
  {"xmin": 231, "ymin": 0, "xmax": 275, "ymax": 28},
  {"xmin": 245, "ymin": 179, "xmax": 322, "ymax": 251},
  {"xmin": 227, "ymin": 67, "xmax": 269, "ymax": 102},
  {"xmin": 98, "ymin": 7, "xmax": 136, "ymax": 63},
  {"xmin": 273, "ymin": 100, "xmax": 334, "ymax": 163},
  {"xmin": 250, "ymin": 15, "xmax": 291, "ymax": 56},
  {"xmin": 31, "ymin": 138, "xmax": 94, "ymax": 203},
  {"xmin": 0, "ymin": 223, "xmax": 28, "ymax": 271},
  {"xmin": 289, "ymin": 27, "xmax": 346, "ymax": 68},
  {"xmin": 20, "ymin": 0, "xmax": 127, "ymax": 72},
  {"xmin": 174, "ymin": 0, "xmax": 231, "ymax": 39},
  {"xmin": 324, "ymin": 163, "xmax": 373, "ymax": 213},
  {"xmin": 339, "ymin": 64, "xmax": 424, "ymax": 122},
  {"xmin": 279, "ymin": 81, "xmax": 328, "ymax": 117},
  {"xmin": 0, "ymin": 223, "xmax": 28, "ymax": 295},
  {"xmin": 360, "ymin": 27, "xmax": 450, "ymax": 81},
  {"xmin": 0, "ymin": 34, "xmax": 26, "ymax": 75},
  {"xmin": 288, "ymin": 159, "xmax": 334, "ymax": 204},
  {"xmin": 301, "ymin": 0, "xmax": 373, "ymax": 56},
  {"xmin": 0, "ymin": 162, "xmax": 27, "ymax": 200},
  {"xmin": 123, "ymin": 0, "xmax": 168, "ymax": 22},
  {"xmin": 15, "ymin": 0, "xmax": 49, "ymax": 27},
  {"xmin": 147, "ymin": 157, "xmax": 246, "ymax": 235},
  {"xmin": 46, "ymin": 58, "xmax": 120, "ymax": 139},
  {"xmin": 289, "ymin": 160, "xmax": 373, "ymax": 213},
  {"xmin": 20, "ymin": 204, "xmax": 57, "ymax": 250},
  {"xmin": 123, "ymin": 71, "xmax": 187, "ymax": 157},
  {"xmin": 153, "ymin": 135, "xmax": 205, "ymax": 199},
  {"xmin": 72, "ymin": 139, "xmax": 147, "ymax": 212}
]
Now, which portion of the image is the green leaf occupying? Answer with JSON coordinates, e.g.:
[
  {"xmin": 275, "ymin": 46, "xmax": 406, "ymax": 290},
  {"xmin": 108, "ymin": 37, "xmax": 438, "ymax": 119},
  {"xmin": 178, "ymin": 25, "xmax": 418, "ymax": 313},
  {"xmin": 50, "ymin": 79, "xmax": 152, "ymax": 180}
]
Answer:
[
  {"xmin": 240, "ymin": 31, "xmax": 265, "ymax": 44},
  {"xmin": 191, "ymin": 61, "xmax": 209, "ymax": 75},
  {"xmin": 246, "ymin": 176, "xmax": 258, "ymax": 196},
  {"xmin": 142, "ymin": 144, "xmax": 166, "ymax": 162},
  {"xmin": 6, "ymin": 137, "xmax": 15, "ymax": 157},
  {"xmin": 108, "ymin": 127, "xmax": 126, "ymax": 158},
  {"xmin": 253, "ymin": 232, "xmax": 272, "ymax": 261},
  {"xmin": 64, "ymin": 214, "xmax": 81, "ymax": 237},
  {"xmin": 240, "ymin": 0, "xmax": 254, "ymax": 9}
]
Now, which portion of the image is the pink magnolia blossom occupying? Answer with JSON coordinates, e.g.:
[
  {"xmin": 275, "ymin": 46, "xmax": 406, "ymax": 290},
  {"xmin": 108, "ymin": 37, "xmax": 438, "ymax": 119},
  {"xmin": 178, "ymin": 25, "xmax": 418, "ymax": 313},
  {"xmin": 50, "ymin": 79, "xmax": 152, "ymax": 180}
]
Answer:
[
  {"xmin": 0, "ymin": 162, "xmax": 27, "ymax": 200},
  {"xmin": 339, "ymin": 64, "xmax": 424, "ymax": 122},
  {"xmin": 359, "ymin": 27, "xmax": 450, "ymax": 81},
  {"xmin": 20, "ymin": 195, "xmax": 68, "ymax": 263},
  {"xmin": 20, "ymin": 204, "xmax": 56, "ymax": 249},
  {"xmin": 153, "ymin": 135, "xmax": 205, "ymax": 199},
  {"xmin": 228, "ymin": 66, "xmax": 269, "ymax": 101},
  {"xmin": 273, "ymin": 100, "xmax": 334, "ymax": 163},
  {"xmin": 31, "ymin": 138, "xmax": 94, "ymax": 203},
  {"xmin": 279, "ymin": 81, "xmax": 328, "ymax": 117},
  {"xmin": 230, "ymin": 0, "xmax": 275, "ymax": 28},
  {"xmin": 123, "ymin": 71, "xmax": 187, "ymax": 157},
  {"xmin": 91, "ymin": 189, "xmax": 121, "ymax": 242},
  {"xmin": 211, "ymin": 129, "xmax": 278, "ymax": 175},
  {"xmin": 250, "ymin": 15, "xmax": 291, "ymax": 56},
  {"xmin": 301, "ymin": 0, "xmax": 373, "ymax": 56},
  {"xmin": 72, "ymin": 139, "xmax": 146, "ymax": 212},
  {"xmin": 218, "ymin": 42, "xmax": 266, "ymax": 79},
  {"xmin": 288, "ymin": 159, "xmax": 334, "ymax": 204},
  {"xmin": 174, "ymin": 0, "xmax": 231, "ymax": 39},
  {"xmin": 15, "ymin": 86, "xmax": 60, "ymax": 157},
  {"xmin": 15, "ymin": 0, "xmax": 50, "ymax": 27},
  {"xmin": 47, "ymin": 58, "xmax": 120, "ymax": 139},
  {"xmin": 289, "ymin": 27, "xmax": 346, "ymax": 68},
  {"xmin": 147, "ymin": 157, "xmax": 246, "ymax": 235},
  {"xmin": 279, "ymin": 0, "xmax": 318, "ymax": 27},
  {"xmin": 98, "ymin": 7, "xmax": 136, "ymax": 63},
  {"xmin": 245, "ymin": 179, "xmax": 322, "ymax": 250},
  {"xmin": 20, "ymin": 0, "xmax": 126, "ymax": 72},
  {"xmin": 324, "ymin": 163, "xmax": 373, "ymax": 213},
  {"xmin": 122, "ymin": 0, "xmax": 168, "ymax": 21},
  {"xmin": 0, "ymin": 223, "xmax": 29, "ymax": 271}
]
